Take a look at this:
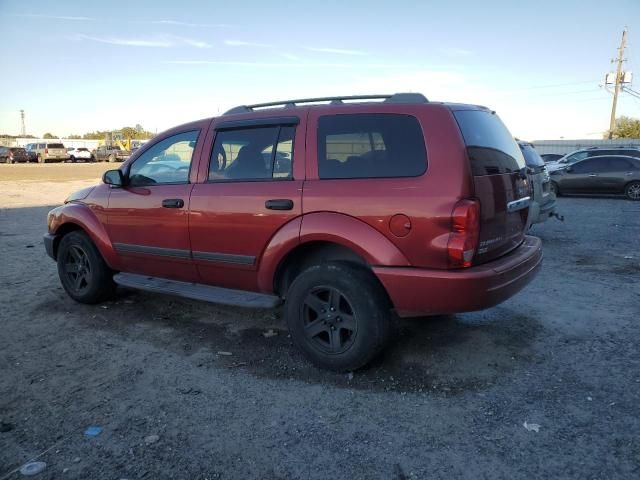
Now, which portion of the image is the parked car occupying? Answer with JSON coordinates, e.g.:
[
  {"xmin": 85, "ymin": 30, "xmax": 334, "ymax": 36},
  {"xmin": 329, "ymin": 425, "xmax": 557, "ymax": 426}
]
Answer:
[
  {"xmin": 44, "ymin": 93, "xmax": 542, "ymax": 371},
  {"xmin": 540, "ymin": 153, "xmax": 564, "ymax": 163},
  {"xmin": 549, "ymin": 155, "xmax": 640, "ymax": 200},
  {"xmin": 0, "ymin": 146, "xmax": 30, "ymax": 163},
  {"xmin": 29, "ymin": 142, "xmax": 69, "ymax": 163},
  {"xmin": 547, "ymin": 146, "xmax": 640, "ymax": 172},
  {"xmin": 24, "ymin": 143, "xmax": 39, "ymax": 162},
  {"xmin": 518, "ymin": 141, "xmax": 557, "ymax": 225},
  {"xmin": 95, "ymin": 145, "xmax": 130, "ymax": 162},
  {"xmin": 67, "ymin": 147, "xmax": 95, "ymax": 163}
]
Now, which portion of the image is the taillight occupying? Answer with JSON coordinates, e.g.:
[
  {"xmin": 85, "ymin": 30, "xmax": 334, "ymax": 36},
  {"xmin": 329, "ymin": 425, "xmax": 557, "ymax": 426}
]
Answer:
[
  {"xmin": 447, "ymin": 199, "xmax": 480, "ymax": 268},
  {"xmin": 45, "ymin": 148, "xmax": 48, "ymax": 154}
]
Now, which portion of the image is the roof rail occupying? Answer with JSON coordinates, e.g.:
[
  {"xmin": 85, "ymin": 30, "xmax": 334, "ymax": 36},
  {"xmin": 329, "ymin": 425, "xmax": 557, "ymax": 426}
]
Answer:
[{"xmin": 223, "ymin": 92, "xmax": 428, "ymax": 115}]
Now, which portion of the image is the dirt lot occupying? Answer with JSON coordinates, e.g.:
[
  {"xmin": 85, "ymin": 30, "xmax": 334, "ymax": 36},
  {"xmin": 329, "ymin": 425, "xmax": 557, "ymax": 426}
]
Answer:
[{"xmin": 1, "ymin": 164, "xmax": 639, "ymax": 479}]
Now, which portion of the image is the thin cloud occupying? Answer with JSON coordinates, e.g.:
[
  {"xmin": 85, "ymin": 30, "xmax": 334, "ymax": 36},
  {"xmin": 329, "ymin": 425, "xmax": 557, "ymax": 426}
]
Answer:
[
  {"xmin": 162, "ymin": 60, "xmax": 420, "ymax": 69},
  {"xmin": 12, "ymin": 13, "xmax": 93, "ymax": 21},
  {"xmin": 280, "ymin": 53, "xmax": 301, "ymax": 61},
  {"xmin": 305, "ymin": 47, "xmax": 367, "ymax": 56},
  {"xmin": 73, "ymin": 34, "xmax": 211, "ymax": 48},
  {"xmin": 224, "ymin": 40, "xmax": 273, "ymax": 48},
  {"xmin": 151, "ymin": 20, "xmax": 234, "ymax": 28}
]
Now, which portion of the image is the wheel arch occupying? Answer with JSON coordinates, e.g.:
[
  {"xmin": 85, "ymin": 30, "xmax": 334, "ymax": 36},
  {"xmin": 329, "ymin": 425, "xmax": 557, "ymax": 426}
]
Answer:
[{"xmin": 48, "ymin": 203, "xmax": 118, "ymax": 268}]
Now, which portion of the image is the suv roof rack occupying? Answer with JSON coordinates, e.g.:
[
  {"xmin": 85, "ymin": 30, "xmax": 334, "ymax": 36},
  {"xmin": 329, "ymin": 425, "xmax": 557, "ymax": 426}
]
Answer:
[{"xmin": 223, "ymin": 92, "xmax": 428, "ymax": 115}]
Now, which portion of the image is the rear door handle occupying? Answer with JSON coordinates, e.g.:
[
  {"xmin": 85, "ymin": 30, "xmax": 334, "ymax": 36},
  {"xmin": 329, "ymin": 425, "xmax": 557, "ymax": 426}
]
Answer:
[
  {"xmin": 265, "ymin": 199, "xmax": 294, "ymax": 210},
  {"xmin": 162, "ymin": 198, "xmax": 184, "ymax": 208}
]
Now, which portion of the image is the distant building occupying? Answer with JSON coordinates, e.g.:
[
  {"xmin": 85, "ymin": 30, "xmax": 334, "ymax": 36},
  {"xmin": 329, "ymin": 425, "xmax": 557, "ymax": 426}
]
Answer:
[{"xmin": 532, "ymin": 138, "xmax": 640, "ymax": 154}]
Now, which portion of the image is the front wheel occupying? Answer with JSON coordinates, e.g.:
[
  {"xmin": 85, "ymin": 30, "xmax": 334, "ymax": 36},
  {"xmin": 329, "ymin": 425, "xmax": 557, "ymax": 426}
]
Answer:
[
  {"xmin": 108, "ymin": 154, "xmax": 116, "ymax": 163},
  {"xmin": 550, "ymin": 181, "xmax": 560, "ymax": 196},
  {"xmin": 285, "ymin": 263, "xmax": 392, "ymax": 372},
  {"xmin": 625, "ymin": 181, "xmax": 640, "ymax": 201},
  {"xmin": 57, "ymin": 231, "xmax": 116, "ymax": 304}
]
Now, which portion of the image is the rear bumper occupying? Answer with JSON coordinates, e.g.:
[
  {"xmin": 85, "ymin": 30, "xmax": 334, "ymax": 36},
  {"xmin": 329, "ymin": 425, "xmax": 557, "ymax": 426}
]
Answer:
[
  {"xmin": 44, "ymin": 233, "xmax": 57, "ymax": 260},
  {"xmin": 374, "ymin": 235, "xmax": 543, "ymax": 317}
]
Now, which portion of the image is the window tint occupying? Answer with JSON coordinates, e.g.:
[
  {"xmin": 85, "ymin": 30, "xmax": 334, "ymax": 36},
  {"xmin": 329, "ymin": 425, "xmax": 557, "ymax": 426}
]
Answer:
[
  {"xmin": 209, "ymin": 126, "xmax": 294, "ymax": 181},
  {"xmin": 519, "ymin": 144, "xmax": 545, "ymax": 167},
  {"xmin": 607, "ymin": 157, "xmax": 635, "ymax": 171},
  {"xmin": 453, "ymin": 110, "xmax": 525, "ymax": 175},
  {"xmin": 47, "ymin": 143, "xmax": 64, "ymax": 149},
  {"xmin": 128, "ymin": 130, "xmax": 199, "ymax": 186},
  {"xmin": 317, "ymin": 114, "xmax": 426, "ymax": 179},
  {"xmin": 571, "ymin": 158, "xmax": 608, "ymax": 174}
]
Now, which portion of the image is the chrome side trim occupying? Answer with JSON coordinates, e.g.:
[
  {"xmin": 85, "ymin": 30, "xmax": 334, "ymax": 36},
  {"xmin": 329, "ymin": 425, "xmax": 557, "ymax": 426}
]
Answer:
[
  {"xmin": 113, "ymin": 243, "xmax": 190, "ymax": 259},
  {"xmin": 192, "ymin": 251, "xmax": 255, "ymax": 265}
]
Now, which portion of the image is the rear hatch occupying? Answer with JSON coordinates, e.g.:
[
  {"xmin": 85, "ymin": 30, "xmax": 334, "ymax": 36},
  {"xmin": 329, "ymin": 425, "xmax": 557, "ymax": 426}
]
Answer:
[
  {"xmin": 452, "ymin": 109, "xmax": 530, "ymax": 265},
  {"xmin": 46, "ymin": 143, "xmax": 67, "ymax": 158},
  {"xmin": 519, "ymin": 142, "xmax": 550, "ymax": 200},
  {"xmin": 10, "ymin": 148, "xmax": 28, "ymax": 160}
]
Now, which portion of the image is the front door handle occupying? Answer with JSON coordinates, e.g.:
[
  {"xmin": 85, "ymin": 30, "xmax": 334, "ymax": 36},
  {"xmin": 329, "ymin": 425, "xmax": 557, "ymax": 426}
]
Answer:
[
  {"xmin": 265, "ymin": 199, "xmax": 294, "ymax": 210},
  {"xmin": 162, "ymin": 198, "xmax": 184, "ymax": 208},
  {"xmin": 588, "ymin": 174, "xmax": 597, "ymax": 177}
]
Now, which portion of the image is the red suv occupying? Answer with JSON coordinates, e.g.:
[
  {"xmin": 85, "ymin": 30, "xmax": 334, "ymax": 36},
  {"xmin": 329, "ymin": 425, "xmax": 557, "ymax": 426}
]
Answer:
[{"xmin": 44, "ymin": 93, "xmax": 542, "ymax": 371}]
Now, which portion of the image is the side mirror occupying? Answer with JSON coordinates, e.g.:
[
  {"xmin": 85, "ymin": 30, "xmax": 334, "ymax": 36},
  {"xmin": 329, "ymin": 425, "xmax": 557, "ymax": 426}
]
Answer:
[
  {"xmin": 565, "ymin": 166, "xmax": 573, "ymax": 173},
  {"xmin": 103, "ymin": 169, "xmax": 124, "ymax": 187}
]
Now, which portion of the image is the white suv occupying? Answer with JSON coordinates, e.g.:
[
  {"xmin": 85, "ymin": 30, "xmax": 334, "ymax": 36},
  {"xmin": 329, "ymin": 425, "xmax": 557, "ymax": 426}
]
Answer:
[{"xmin": 67, "ymin": 147, "xmax": 95, "ymax": 163}]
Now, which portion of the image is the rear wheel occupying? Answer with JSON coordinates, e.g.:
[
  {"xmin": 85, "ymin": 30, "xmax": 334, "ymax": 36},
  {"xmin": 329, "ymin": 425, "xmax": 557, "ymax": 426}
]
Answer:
[
  {"xmin": 6, "ymin": 157, "xmax": 12, "ymax": 164},
  {"xmin": 37, "ymin": 154, "xmax": 44, "ymax": 164},
  {"xmin": 625, "ymin": 181, "xmax": 640, "ymax": 201},
  {"xmin": 57, "ymin": 231, "xmax": 116, "ymax": 304},
  {"xmin": 285, "ymin": 262, "xmax": 392, "ymax": 371},
  {"xmin": 108, "ymin": 154, "xmax": 116, "ymax": 163}
]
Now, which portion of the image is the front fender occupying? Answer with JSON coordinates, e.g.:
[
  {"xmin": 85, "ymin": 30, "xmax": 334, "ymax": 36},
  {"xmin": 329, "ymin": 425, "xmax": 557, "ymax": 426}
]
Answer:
[{"xmin": 47, "ymin": 203, "xmax": 118, "ymax": 268}]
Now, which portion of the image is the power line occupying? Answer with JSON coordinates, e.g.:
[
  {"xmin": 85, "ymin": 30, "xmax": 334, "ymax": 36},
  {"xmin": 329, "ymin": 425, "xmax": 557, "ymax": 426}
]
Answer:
[{"xmin": 517, "ymin": 79, "xmax": 600, "ymax": 90}]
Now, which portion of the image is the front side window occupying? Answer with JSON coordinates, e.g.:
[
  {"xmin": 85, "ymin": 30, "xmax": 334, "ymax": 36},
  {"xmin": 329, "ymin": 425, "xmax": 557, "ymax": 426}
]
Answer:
[
  {"xmin": 571, "ymin": 158, "xmax": 607, "ymax": 174},
  {"xmin": 209, "ymin": 126, "xmax": 294, "ymax": 181},
  {"xmin": 317, "ymin": 114, "xmax": 427, "ymax": 179},
  {"xmin": 128, "ymin": 130, "xmax": 199, "ymax": 186}
]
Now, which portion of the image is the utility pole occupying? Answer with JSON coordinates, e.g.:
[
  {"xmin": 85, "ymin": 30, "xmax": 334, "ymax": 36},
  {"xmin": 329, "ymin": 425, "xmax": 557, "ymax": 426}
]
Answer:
[
  {"xmin": 20, "ymin": 110, "xmax": 26, "ymax": 136},
  {"xmin": 608, "ymin": 29, "xmax": 627, "ymax": 139}
]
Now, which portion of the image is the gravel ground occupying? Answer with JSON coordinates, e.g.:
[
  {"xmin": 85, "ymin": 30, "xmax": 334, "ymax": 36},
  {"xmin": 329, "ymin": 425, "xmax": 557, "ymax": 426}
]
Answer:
[{"xmin": 1, "ymin": 169, "xmax": 639, "ymax": 479}]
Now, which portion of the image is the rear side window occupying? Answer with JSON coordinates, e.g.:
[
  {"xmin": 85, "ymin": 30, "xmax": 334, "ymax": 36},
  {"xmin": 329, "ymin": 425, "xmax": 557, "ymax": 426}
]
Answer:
[
  {"xmin": 454, "ymin": 110, "xmax": 525, "ymax": 175},
  {"xmin": 607, "ymin": 157, "xmax": 636, "ymax": 171},
  {"xmin": 317, "ymin": 114, "xmax": 427, "ymax": 179},
  {"xmin": 209, "ymin": 126, "xmax": 294, "ymax": 181}
]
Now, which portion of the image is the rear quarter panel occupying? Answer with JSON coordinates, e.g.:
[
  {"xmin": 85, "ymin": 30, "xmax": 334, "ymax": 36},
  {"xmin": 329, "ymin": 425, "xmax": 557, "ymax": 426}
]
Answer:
[{"xmin": 303, "ymin": 104, "xmax": 472, "ymax": 269}]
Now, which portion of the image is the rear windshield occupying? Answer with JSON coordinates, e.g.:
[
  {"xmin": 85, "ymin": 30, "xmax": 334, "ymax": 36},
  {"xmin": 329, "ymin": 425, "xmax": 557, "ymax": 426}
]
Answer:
[
  {"xmin": 519, "ymin": 144, "xmax": 545, "ymax": 167},
  {"xmin": 78, "ymin": 147, "xmax": 89, "ymax": 151},
  {"xmin": 453, "ymin": 110, "xmax": 526, "ymax": 175},
  {"xmin": 47, "ymin": 143, "xmax": 64, "ymax": 148},
  {"xmin": 10, "ymin": 148, "xmax": 26, "ymax": 153}
]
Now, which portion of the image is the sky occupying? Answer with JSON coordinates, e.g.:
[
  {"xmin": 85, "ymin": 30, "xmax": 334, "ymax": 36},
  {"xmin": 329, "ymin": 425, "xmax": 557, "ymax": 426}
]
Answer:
[{"xmin": 0, "ymin": 0, "xmax": 639, "ymax": 140}]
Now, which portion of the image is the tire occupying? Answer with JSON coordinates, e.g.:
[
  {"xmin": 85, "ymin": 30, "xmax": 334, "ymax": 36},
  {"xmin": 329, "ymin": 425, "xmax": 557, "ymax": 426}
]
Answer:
[
  {"xmin": 625, "ymin": 181, "xmax": 640, "ymax": 201},
  {"xmin": 550, "ymin": 181, "xmax": 560, "ymax": 196},
  {"xmin": 37, "ymin": 154, "xmax": 44, "ymax": 164},
  {"xmin": 285, "ymin": 262, "xmax": 392, "ymax": 372},
  {"xmin": 69, "ymin": 156, "xmax": 75, "ymax": 163},
  {"xmin": 57, "ymin": 231, "xmax": 116, "ymax": 304},
  {"xmin": 6, "ymin": 157, "xmax": 12, "ymax": 164},
  {"xmin": 108, "ymin": 154, "xmax": 116, "ymax": 163}
]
